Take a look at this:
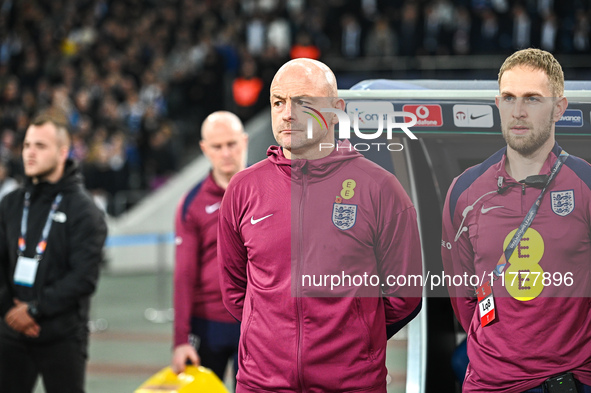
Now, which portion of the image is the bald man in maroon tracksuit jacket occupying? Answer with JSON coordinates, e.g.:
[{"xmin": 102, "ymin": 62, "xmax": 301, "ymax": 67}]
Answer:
[
  {"xmin": 218, "ymin": 59, "xmax": 422, "ymax": 393},
  {"xmin": 172, "ymin": 111, "xmax": 247, "ymax": 388}
]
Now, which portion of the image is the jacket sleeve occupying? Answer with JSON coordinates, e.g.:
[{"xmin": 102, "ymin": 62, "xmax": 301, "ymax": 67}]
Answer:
[
  {"xmin": 37, "ymin": 193, "xmax": 107, "ymax": 318},
  {"xmin": 441, "ymin": 178, "xmax": 477, "ymax": 333},
  {"xmin": 376, "ymin": 176, "xmax": 422, "ymax": 336},
  {"xmin": 217, "ymin": 183, "xmax": 247, "ymax": 322},
  {"xmin": 0, "ymin": 196, "xmax": 13, "ymax": 318},
  {"xmin": 173, "ymin": 197, "xmax": 200, "ymax": 347}
]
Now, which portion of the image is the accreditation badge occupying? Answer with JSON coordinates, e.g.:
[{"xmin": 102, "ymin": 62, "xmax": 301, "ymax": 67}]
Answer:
[
  {"xmin": 13, "ymin": 256, "xmax": 39, "ymax": 287},
  {"xmin": 476, "ymin": 281, "xmax": 495, "ymax": 327}
]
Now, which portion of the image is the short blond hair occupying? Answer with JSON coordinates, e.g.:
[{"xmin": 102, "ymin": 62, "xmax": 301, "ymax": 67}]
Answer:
[
  {"xmin": 498, "ymin": 48, "xmax": 564, "ymax": 97},
  {"xmin": 30, "ymin": 108, "xmax": 72, "ymax": 149}
]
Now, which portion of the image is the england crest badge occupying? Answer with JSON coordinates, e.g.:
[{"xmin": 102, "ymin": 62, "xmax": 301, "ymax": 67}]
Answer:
[
  {"xmin": 332, "ymin": 203, "xmax": 357, "ymax": 230},
  {"xmin": 550, "ymin": 190, "xmax": 574, "ymax": 216}
]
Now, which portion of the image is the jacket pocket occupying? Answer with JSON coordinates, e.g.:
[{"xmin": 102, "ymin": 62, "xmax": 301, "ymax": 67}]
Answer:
[
  {"xmin": 355, "ymin": 298, "xmax": 376, "ymax": 362},
  {"xmin": 242, "ymin": 295, "xmax": 255, "ymax": 361}
]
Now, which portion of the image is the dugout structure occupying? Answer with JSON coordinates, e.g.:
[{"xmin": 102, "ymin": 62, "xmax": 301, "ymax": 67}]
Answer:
[{"xmin": 340, "ymin": 80, "xmax": 591, "ymax": 393}]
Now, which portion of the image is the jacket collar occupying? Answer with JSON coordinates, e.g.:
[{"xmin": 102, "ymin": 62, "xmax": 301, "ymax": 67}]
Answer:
[
  {"xmin": 494, "ymin": 142, "xmax": 563, "ymax": 184},
  {"xmin": 267, "ymin": 140, "xmax": 362, "ymax": 181},
  {"xmin": 205, "ymin": 172, "xmax": 225, "ymax": 197},
  {"xmin": 25, "ymin": 159, "xmax": 82, "ymax": 199}
]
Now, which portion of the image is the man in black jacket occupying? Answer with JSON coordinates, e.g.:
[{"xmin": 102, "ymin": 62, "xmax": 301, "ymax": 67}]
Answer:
[{"xmin": 0, "ymin": 110, "xmax": 107, "ymax": 393}]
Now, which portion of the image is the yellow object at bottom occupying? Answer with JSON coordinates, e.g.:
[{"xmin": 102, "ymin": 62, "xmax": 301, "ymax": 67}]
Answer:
[{"xmin": 135, "ymin": 365, "xmax": 229, "ymax": 393}]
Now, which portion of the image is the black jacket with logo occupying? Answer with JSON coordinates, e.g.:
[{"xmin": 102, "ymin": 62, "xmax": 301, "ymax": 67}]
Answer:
[{"xmin": 0, "ymin": 160, "xmax": 107, "ymax": 343}]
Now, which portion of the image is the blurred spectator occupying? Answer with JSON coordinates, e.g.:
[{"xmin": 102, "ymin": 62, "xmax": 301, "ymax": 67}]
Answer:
[
  {"xmin": 479, "ymin": 9, "xmax": 500, "ymax": 53},
  {"xmin": 541, "ymin": 12, "xmax": 558, "ymax": 52},
  {"xmin": 423, "ymin": 3, "xmax": 442, "ymax": 55},
  {"xmin": 365, "ymin": 17, "xmax": 397, "ymax": 57},
  {"xmin": 73, "ymin": 88, "xmax": 95, "ymax": 123},
  {"xmin": 215, "ymin": 25, "xmax": 242, "ymax": 76},
  {"xmin": 399, "ymin": 2, "xmax": 421, "ymax": 56},
  {"xmin": 574, "ymin": 14, "xmax": 590, "ymax": 52},
  {"xmin": 118, "ymin": 90, "xmax": 145, "ymax": 135},
  {"xmin": 361, "ymin": 0, "xmax": 378, "ymax": 20},
  {"xmin": 512, "ymin": 5, "xmax": 531, "ymax": 49},
  {"xmin": 537, "ymin": 0, "xmax": 554, "ymax": 18},
  {"xmin": 267, "ymin": 17, "xmax": 291, "ymax": 57},
  {"xmin": 491, "ymin": 0, "xmax": 509, "ymax": 14},
  {"xmin": 19, "ymin": 48, "xmax": 41, "ymax": 90},
  {"xmin": 71, "ymin": 132, "xmax": 89, "ymax": 163},
  {"xmin": 435, "ymin": 0, "xmax": 456, "ymax": 52},
  {"xmin": 258, "ymin": 45, "xmax": 287, "ymax": 93},
  {"xmin": 35, "ymin": 78, "xmax": 53, "ymax": 109},
  {"xmin": 84, "ymin": 126, "xmax": 111, "ymax": 200},
  {"xmin": 422, "ymin": 0, "xmax": 456, "ymax": 55},
  {"xmin": 52, "ymin": 85, "xmax": 76, "ymax": 126},
  {"xmin": 0, "ymin": 161, "xmax": 17, "ymax": 202},
  {"xmin": 107, "ymin": 131, "xmax": 131, "ymax": 193},
  {"xmin": 290, "ymin": 31, "xmax": 321, "ymax": 60},
  {"xmin": 453, "ymin": 7, "xmax": 472, "ymax": 55},
  {"xmin": 0, "ymin": 129, "xmax": 22, "ymax": 181},
  {"xmin": 1, "ymin": 77, "xmax": 21, "ymax": 128},
  {"xmin": 139, "ymin": 70, "xmax": 167, "ymax": 116},
  {"xmin": 341, "ymin": 14, "xmax": 362, "ymax": 58},
  {"xmin": 21, "ymin": 89, "xmax": 37, "ymax": 118},
  {"xmin": 232, "ymin": 59, "xmax": 264, "ymax": 122},
  {"xmin": 84, "ymin": 128, "xmax": 131, "ymax": 214},
  {"xmin": 246, "ymin": 15, "xmax": 266, "ymax": 56},
  {"xmin": 144, "ymin": 121, "xmax": 178, "ymax": 191}
]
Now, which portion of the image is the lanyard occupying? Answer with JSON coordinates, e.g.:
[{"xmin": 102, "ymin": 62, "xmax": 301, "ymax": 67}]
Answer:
[
  {"xmin": 18, "ymin": 192, "xmax": 63, "ymax": 259},
  {"xmin": 492, "ymin": 150, "xmax": 569, "ymax": 278}
]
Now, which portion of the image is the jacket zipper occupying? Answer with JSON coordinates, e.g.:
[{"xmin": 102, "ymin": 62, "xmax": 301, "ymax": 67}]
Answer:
[
  {"xmin": 243, "ymin": 295, "xmax": 255, "ymax": 360},
  {"xmin": 355, "ymin": 298, "xmax": 374, "ymax": 360},
  {"xmin": 296, "ymin": 165, "xmax": 307, "ymax": 392}
]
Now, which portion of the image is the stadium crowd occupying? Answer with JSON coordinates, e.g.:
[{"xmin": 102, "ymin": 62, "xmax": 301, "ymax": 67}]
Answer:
[{"xmin": 0, "ymin": 0, "xmax": 589, "ymax": 214}]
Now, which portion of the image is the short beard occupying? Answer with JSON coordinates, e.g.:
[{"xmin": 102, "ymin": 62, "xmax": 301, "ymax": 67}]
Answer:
[
  {"xmin": 503, "ymin": 113, "xmax": 553, "ymax": 157},
  {"xmin": 29, "ymin": 164, "xmax": 59, "ymax": 183}
]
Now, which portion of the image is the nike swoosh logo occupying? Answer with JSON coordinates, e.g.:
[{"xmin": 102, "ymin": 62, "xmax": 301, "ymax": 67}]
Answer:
[
  {"xmin": 470, "ymin": 113, "xmax": 489, "ymax": 120},
  {"xmin": 251, "ymin": 214, "xmax": 273, "ymax": 224},
  {"xmin": 205, "ymin": 202, "xmax": 221, "ymax": 214},
  {"xmin": 481, "ymin": 205, "xmax": 504, "ymax": 214}
]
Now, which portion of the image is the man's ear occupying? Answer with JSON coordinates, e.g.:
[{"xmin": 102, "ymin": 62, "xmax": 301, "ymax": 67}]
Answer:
[
  {"xmin": 495, "ymin": 95, "xmax": 500, "ymax": 109},
  {"xmin": 553, "ymin": 96, "xmax": 568, "ymax": 123},
  {"xmin": 199, "ymin": 140, "xmax": 209, "ymax": 159},
  {"xmin": 60, "ymin": 145, "xmax": 69, "ymax": 162},
  {"xmin": 330, "ymin": 98, "xmax": 346, "ymax": 125}
]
